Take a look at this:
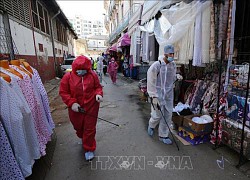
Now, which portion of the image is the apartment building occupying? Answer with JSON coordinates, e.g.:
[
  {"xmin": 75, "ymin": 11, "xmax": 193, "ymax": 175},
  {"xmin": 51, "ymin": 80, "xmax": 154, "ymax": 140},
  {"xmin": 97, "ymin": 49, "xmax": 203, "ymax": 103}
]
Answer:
[{"xmin": 69, "ymin": 15, "xmax": 107, "ymax": 52}]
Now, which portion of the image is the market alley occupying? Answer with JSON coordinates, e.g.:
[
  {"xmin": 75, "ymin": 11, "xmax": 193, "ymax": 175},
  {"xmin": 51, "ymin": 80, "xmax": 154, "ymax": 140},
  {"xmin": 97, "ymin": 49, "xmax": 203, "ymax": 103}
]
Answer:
[{"xmin": 42, "ymin": 75, "xmax": 248, "ymax": 180}]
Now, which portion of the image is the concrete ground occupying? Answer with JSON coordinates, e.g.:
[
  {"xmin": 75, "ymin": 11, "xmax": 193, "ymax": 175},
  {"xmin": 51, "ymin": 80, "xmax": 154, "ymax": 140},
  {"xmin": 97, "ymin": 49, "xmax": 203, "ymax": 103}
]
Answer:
[{"xmin": 27, "ymin": 74, "xmax": 250, "ymax": 180}]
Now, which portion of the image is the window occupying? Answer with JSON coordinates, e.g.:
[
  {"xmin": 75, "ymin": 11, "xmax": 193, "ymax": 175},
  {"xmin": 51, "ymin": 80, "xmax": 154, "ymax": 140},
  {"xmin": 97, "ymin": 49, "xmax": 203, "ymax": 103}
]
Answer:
[
  {"xmin": 59, "ymin": 49, "xmax": 61, "ymax": 54},
  {"xmin": 2, "ymin": 0, "xmax": 31, "ymax": 26},
  {"xmin": 93, "ymin": 25, "xmax": 97, "ymax": 28},
  {"xmin": 38, "ymin": 43, "xmax": 44, "ymax": 52},
  {"xmin": 31, "ymin": 0, "xmax": 39, "ymax": 29},
  {"xmin": 38, "ymin": 3, "xmax": 45, "ymax": 32},
  {"xmin": 55, "ymin": 48, "xmax": 57, "ymax": 54},
  {"xmin": 31, "ymin": 1, "xmax": 50, "ymax": 35},
  {"xmin": 77, "ymin": 26, "xmax": 80, "ymax": 28},
  {"xmin": 44, "ymin": 9, "xmax": 50, "ymax": 34},
  {"xmin": 56, "ymin": 20, "xmax": 67, "ymax": 44}
]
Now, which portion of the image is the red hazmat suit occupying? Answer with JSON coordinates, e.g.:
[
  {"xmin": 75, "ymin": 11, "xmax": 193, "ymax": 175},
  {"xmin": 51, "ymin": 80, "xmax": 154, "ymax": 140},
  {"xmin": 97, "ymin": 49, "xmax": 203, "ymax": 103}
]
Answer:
[{"xmin": 59, "ymin": 56, "xmax": 103, "ymax": 152}]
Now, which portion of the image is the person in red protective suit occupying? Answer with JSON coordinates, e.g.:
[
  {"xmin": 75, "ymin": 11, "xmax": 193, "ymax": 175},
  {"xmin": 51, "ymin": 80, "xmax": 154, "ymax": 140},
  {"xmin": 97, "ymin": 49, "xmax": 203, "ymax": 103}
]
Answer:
[{"xmin": 59, "ymin": 55, "xmax": 103, "ymax": 161}]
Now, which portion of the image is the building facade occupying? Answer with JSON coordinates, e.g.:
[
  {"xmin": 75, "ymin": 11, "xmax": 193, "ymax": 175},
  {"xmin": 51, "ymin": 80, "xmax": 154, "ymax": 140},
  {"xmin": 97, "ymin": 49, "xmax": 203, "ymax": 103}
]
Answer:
[
  {"xmin": 104, "ymin": 0, "xmax": 142, "ymax": 46},
  {"xmin": 0, "ymin": 0, "xmax": 77, "ymax": 82},
  {"xmin": 69, "ymin": 15, "xmax": 107, "ymax": 53}
]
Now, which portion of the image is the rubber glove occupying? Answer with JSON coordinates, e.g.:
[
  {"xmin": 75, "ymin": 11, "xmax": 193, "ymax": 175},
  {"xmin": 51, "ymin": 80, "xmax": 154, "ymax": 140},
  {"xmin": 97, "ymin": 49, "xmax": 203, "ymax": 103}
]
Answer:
[
  {"xmin": 71, "ymin": 103, "xmax": 80, "ymax": 112},
  {"xmin": 96, "ymin": 95, "xmax": 103, "ymax": 102}
]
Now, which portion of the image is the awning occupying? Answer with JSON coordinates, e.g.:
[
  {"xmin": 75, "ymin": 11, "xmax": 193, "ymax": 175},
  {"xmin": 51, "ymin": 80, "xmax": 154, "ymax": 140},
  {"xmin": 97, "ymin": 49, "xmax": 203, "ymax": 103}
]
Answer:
[
  {"xmin": 109, "ymin": 43, "xmax": 117, "ymax": 52},
  {"xmin": 141, "ymin": 0, "xmax": 182, "ymax": 25},
  {"xmin": 117, "ymin": 33, "xmax": 131, "ymax": 47}
]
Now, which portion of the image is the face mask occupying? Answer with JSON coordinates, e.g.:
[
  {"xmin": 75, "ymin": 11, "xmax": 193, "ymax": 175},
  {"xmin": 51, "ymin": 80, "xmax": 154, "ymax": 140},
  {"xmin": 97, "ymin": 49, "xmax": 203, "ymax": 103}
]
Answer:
[
  {"xmin": 167, "ymin": 57, "xmax": 174, "ymax": 62},
  {"xmin": 76, "ymin": 70, "xmax": 87, "ymax": 76}
]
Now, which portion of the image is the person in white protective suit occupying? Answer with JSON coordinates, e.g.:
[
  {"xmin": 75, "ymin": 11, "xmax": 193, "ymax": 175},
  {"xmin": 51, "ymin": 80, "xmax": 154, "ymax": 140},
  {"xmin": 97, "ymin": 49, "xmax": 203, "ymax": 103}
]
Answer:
[
  {"xmin": 147, "ymin": 44, "xmax": 183, "ymax": 144},
  {"xmin": 97, "ymin": 55, "xmax": 104, "ymax": 85}
]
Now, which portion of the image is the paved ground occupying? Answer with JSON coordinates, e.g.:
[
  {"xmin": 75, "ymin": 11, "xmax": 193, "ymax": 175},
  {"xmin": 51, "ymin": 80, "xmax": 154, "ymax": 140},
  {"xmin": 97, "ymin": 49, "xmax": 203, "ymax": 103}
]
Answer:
[{"xmin": 27, "ymin": 74, "xmax": 250, "ymax": 180}]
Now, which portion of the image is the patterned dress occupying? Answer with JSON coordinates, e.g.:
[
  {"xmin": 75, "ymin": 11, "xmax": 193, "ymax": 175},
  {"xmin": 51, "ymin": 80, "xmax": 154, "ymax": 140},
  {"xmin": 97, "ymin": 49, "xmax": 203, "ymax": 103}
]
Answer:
[{"xmin": 0, "ymin": 119, "xmax": 24, "ymax": 180}]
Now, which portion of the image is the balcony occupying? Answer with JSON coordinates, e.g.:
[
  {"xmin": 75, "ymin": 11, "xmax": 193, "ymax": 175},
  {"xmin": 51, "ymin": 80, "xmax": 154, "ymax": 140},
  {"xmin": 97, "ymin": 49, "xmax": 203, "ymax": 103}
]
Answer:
[
  {"xmin": 108, "ymin": 3, "xmax": 141, "ymax": 44},
  {"xmin": 108, "ymin": 0, "xmax": 118, "ymax": 17}
]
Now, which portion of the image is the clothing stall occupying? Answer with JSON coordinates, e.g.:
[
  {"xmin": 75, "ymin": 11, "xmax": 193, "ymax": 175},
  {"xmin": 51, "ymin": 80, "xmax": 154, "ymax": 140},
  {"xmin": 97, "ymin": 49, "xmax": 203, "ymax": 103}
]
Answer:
[
  {"xmin": 136, "ymin": 0, "xmax": 250, "ymax": 161},
  {"xmin": 0, "ymin": 59, "xmax": 55, "ymax": 179},
  {"xmin": 211, "ymin": 37, "xmax": 250, "ymax": 167}
]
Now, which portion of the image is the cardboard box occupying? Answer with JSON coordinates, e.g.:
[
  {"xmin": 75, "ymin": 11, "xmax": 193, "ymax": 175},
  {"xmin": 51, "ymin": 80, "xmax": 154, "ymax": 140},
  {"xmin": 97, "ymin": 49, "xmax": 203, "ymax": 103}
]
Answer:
[
  {"xmin": 178, "ymin": 127, "xmax": 210, "ymax": 146},
  {"xmin": 172, "ymin": 113, "xmax": 184, "ymax": 127},
  {"xmin": 182, "ymin": 115, "xmax": 213, "ymax": 135}
]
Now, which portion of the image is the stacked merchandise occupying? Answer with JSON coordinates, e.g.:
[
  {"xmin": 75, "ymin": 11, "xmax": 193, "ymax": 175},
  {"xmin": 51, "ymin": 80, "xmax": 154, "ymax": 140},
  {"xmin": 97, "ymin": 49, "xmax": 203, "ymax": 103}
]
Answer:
[
  {"xmin": 175, "ymin": 79, "xmax": 218, "ymax": 145},
  {"xmin": 221, "ymin": 118, "xmax": 250, "ymax": 159},
  {"xmin": 0, "ymin": 60, "xmax": 55, "ymax": 179},
  {"xmin": 219, "ymin": 63, "xmax": 250, "ymax": 159}
]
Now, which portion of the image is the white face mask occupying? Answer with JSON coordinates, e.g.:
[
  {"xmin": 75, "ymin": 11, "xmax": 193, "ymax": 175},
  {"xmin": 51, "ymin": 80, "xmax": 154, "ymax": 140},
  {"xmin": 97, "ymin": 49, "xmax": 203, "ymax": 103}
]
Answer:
[{"xmin": 76, "ymin": 70, "xmax": 87, "ymax": 76}]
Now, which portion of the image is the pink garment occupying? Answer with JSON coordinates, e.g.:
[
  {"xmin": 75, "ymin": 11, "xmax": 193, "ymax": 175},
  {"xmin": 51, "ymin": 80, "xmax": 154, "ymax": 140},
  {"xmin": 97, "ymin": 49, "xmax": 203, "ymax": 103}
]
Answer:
[
  {"xmin": 31, "ymin": 67, "xmax": 55, "ymax": 130},
  {"xmin": 108, "ymin": 61, "xmax": 118, "ymax": 83},
  {"xmin": 109, "ymin": 71, "xmax": 117, "ymax": 83},
  {"xmin": 9, "ymin": 66, "xmax": 52, "ymax": 156}
]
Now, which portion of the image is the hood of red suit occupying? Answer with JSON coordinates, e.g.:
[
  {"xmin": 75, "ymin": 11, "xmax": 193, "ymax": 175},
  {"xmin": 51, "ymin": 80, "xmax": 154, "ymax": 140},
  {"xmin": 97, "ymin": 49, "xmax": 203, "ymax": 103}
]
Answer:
[{"xmin": 72, "ymin": 56, "xmax": 92, "ymax": 73}]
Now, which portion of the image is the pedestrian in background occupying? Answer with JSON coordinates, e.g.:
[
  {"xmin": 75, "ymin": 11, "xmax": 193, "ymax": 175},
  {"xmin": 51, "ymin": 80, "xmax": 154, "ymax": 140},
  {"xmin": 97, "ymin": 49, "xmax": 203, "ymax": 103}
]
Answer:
[
  {"xmin": 59, "ymin": 55, "xmax": 103, "ymax": 161},
  {"xmin": 97, "ymin": 55, "xmax": 104, "ymax": 85},
  {"xmin": 107, "ymin": 57, "xmax": 119, "ymax": 84}
]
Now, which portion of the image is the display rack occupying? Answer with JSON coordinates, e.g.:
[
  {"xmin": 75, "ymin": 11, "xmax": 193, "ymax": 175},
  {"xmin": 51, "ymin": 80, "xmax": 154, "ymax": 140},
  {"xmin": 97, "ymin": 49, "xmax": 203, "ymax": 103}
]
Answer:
[{"xmin": 214, "ymin": 37, "xmax": 250, "ymax": 167}]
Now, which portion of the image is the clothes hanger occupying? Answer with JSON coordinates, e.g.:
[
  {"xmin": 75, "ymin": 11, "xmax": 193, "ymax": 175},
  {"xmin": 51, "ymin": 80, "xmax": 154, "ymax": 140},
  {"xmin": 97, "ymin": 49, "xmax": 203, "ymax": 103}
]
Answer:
[
  {"xmin": 10, "ymin": 59, "xmax": 32, "ymax": 78},
  {"xmin": 0, "ymin": 71, "xmax": 11, "ymax": 83},
  {"xmin": 19, "ymin": 59, "xmax": 34, "ymax": 74},
  {"xmin": 0, "ymin": 60, "xmax": 23, "ymax": 79}
]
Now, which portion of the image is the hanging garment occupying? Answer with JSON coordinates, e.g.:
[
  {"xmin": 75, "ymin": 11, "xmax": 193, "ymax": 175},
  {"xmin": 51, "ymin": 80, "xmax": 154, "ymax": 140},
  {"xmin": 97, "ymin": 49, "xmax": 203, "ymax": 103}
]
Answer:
[
  {"xmin": 141, "ymin": 31, "xmax": 148, "ymax": 62},
  {"xmin": 1, "ymin": 67, "xmax": 52, "ymax": 156},
  {"xmin": 147, "ymin": 33, "xmax": 157, "ymax": 62},
  {"xmin": 0, "ymin": 78, "xmax": 34, "ymax": 177},
  {"xmin": 2, "ymin": 73, "xmax": 40, "ymax": 160},
  {"xmin": 11, "ymin": 65, "xmax": 53, "ymax": 136},
  {"xmin": 216, "ymin": 1, "xmax": 230, "ymax": 59},
  {"xmin": 0, "ymin": 119, "xmax": 24, "ymax": 180},
  {"xmin": 193, "ymin": 1, "xmax": 211, "ymax": 66},
  {"xmin": 201, "ymin": 82, "xmax": 219, "ymax": 114},
  {"xmin": 185, "ymin": 81, "xmax": 198, "ymax": 106},
  {"xmin": 189, "ymin": 80, "xmax": 209, "ymax": 111},
  {"xmin": 210, "ymin": 94, "xmax": 227, "ymax": 145},
  {"xmin": 30, "ymin": 66, "xmax": 55, "ymax": 129},
  {"xmin": 175, "ymin": 21, "xmax": 195, "ymax": 65},
  {"xmin": 209, "ymin": 2, "xmax": 216, "ymax": 62}
]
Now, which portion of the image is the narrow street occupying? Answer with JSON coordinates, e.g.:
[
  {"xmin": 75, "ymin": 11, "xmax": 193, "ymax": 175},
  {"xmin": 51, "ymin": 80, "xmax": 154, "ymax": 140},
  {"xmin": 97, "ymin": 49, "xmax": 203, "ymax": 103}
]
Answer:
[{"xmin": 41, "ymin": 75, "xmax": 248, "ymax": 180}]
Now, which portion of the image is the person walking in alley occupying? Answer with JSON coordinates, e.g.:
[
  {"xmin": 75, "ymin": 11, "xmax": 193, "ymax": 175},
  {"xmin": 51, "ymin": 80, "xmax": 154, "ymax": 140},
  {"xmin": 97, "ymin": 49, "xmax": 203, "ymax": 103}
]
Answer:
[
  {"xmin": 147, "ymin": 45, "xmax": 183, "ymax": 145},
  {"xmin": 59, "ymin": 55, "xmax": 103, "ymax": 161},
  {"xmin": 97, "ymin": 55, "xmax": 104, "ymax": 85},
  {"xmin": 107, "ymin": 57, "xmax": 119, "ymax": 84}
]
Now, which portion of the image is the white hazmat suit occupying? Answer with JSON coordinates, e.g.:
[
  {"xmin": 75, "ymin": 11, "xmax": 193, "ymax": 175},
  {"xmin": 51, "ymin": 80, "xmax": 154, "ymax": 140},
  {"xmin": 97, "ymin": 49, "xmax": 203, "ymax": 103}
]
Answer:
[
  {"xmin": 97, "ymin": 56, "xmax": 104, "ymax": 83},
  {"xmin": 147, "ymin": 55, "xmax": 176, "ymax": 139}
]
